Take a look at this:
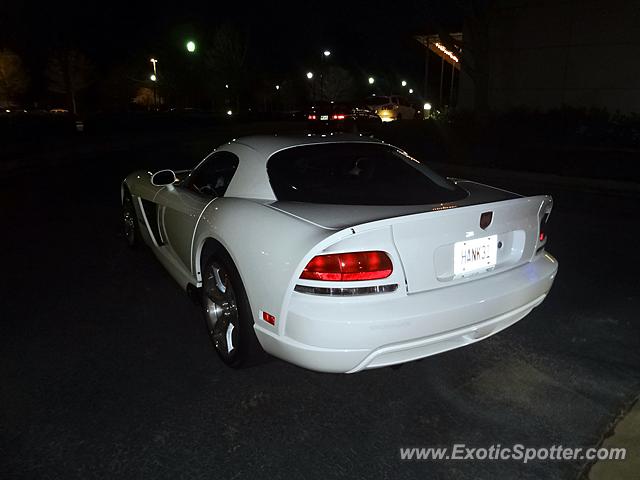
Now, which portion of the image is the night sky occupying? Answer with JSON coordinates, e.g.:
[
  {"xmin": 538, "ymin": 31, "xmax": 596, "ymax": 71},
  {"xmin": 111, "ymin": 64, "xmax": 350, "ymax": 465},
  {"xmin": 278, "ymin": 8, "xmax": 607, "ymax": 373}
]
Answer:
[{"xmin": 2, "ymin": 0, "xmax": 461, "ymax": 90}]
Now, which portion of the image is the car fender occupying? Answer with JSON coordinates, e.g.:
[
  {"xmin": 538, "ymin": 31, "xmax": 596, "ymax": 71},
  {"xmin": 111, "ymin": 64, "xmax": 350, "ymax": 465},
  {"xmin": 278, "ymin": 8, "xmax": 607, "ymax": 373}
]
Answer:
[{"xmin": 191, "ymin": 197, "xmax": 336, "ymax": 335}]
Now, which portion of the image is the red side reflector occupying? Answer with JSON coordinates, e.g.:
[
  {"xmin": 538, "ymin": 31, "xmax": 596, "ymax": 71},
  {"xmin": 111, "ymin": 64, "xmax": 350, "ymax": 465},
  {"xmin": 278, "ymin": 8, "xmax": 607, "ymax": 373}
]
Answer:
[
  {"xmin": 300, "ymin": 251, "xmax": 392, "ymax": 281},
  {"xmin": 262, "ymin": 311, "xmax": 276, "ymax": 325},
  {"xmin": 539, "ymin": 214, "xmax": 548, "ymax": 243}
]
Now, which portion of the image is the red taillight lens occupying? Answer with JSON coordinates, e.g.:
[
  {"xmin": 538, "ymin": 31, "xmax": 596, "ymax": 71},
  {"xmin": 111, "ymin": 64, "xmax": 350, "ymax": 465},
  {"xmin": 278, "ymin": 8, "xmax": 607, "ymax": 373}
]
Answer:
[
  {"xmin": 308, "ymin": 114, "xmax": 317, "ymax": 120},
  {"xmin": 300, "ymin": 251, "xmax": 393, "ymax": 281},
  {"xmin": 331, "ymin": 114, "xmax": 346, "ymax": 120}
]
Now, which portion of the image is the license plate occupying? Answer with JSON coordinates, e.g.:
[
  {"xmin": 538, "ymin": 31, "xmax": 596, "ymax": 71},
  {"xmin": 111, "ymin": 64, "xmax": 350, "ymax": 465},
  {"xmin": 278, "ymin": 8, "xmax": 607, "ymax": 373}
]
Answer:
[
  {"xmin": 320, "ymin": 115, "xmax": 329, "ymax": 120},
  {"xmin": 454, "ymin": 235, "xmax": 497, "ymax": 276}
]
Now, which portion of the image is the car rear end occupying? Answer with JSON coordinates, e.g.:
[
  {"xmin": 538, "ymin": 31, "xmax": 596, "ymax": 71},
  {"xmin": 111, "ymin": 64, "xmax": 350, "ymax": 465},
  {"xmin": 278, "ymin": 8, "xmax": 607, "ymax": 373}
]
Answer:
[
  {"xmin": 307, "ymin": 103, "xmax": 354, "ymax": 132},
  {"xmin": 256, "ymin": 142, "xmax": 558, "ymax": 373}
]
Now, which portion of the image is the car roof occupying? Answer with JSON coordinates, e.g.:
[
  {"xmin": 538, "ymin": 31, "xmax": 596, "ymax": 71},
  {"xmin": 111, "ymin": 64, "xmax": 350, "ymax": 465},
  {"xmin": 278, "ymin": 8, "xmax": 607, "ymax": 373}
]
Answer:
[
  {"xmin": 231, "ymin": 134, "xmax": 385, "ymax": 159},
  {"xmin": 218, "ymin": 134, "xmax": 390, "ymax": 200}
]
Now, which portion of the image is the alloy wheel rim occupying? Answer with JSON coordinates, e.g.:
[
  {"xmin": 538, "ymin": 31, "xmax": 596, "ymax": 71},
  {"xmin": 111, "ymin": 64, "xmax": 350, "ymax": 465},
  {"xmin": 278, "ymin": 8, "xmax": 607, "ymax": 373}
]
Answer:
[
  {"xmin": 204, "ymin": 262, "xmax": 239, "ymax": 360},
  {"xmin": 123, "ymin": 198, "xmax": 136, "ymax": 244}
]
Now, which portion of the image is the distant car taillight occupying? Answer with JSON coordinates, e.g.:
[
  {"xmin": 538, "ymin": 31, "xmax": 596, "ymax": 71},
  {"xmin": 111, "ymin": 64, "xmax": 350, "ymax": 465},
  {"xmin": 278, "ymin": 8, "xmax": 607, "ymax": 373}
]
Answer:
[
  {"xmin": 300, "ymin": 251, "xmax": 393, "ymax": 281},
  {"xmin": 308, "ymin": 114, "xmax": 317, "ymax": 120},
  {"xmin": 331, "ymin": 114, "xmax": 346, "ymax": 120}
]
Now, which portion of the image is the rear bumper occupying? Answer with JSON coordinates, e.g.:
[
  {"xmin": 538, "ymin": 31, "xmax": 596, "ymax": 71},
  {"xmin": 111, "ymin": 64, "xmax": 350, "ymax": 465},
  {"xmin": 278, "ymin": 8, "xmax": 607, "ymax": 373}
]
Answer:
[{"xmin": 255, "ymin": 252, "xmax": 558, "ymax": 373}]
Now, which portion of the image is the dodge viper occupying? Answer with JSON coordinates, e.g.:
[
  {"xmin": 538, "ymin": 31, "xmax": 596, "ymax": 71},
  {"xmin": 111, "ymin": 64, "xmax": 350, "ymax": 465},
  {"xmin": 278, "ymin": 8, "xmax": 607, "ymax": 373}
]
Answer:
[{"xmin": 121, "ymin": 134, "xmax": 558, "ymax": 373}]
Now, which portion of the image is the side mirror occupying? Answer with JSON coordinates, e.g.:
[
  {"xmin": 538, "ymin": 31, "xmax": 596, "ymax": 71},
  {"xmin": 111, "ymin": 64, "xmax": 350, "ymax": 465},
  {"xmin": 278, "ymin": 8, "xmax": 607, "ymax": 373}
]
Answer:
[{"xmin": 151, "ymin": 169, "xmax": 177, "ymax": 187}]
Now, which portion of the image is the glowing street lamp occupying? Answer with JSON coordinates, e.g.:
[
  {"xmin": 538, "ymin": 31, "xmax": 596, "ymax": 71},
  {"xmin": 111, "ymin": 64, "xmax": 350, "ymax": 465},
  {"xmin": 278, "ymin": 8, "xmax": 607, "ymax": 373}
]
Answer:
[
  {"xmin": 226, "ymin": 110, "xmax": 233, "ymax": 116},
  {"xmin": 186, "ymin": 40, "xmax": 196, "ymax": 53},
  {"xmin": 306, "ymin": 71, "xmax": 314, "ymax": 79},
  {"xmin": 150, "ymin": 74, "xmax": 157, "ymax": 82},
  {"xmin": 409, "ymin": 88, "xmax": 414, "ymax": 94},
  {"xmin": 368, "ymin": 77, "xmax": 375, "ymax": 84},
  {"xmin": 275, "ymin": 85, "xmax": 280, "ymax": 90},
  {"xmin": 323, "ymin": 50, "xmax": 331, "ymax": 57},
  {"xmin": 401, "ymin": 80, "xmax": 407, "ymax": 87}
]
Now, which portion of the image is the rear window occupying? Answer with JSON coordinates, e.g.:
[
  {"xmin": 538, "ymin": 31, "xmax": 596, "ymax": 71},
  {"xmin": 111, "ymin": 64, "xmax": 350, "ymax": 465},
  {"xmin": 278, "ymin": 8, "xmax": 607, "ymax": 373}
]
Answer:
[{"xmin": 267, "ymin": 143, "xmax": 468, "ymax": 205}]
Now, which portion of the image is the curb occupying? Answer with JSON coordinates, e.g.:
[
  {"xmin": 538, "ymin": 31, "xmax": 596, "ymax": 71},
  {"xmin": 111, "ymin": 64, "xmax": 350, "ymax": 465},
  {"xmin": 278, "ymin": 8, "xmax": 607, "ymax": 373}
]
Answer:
[{"xmin": 581, "ymin": 394, "xmax": 640, "ymax": 480}]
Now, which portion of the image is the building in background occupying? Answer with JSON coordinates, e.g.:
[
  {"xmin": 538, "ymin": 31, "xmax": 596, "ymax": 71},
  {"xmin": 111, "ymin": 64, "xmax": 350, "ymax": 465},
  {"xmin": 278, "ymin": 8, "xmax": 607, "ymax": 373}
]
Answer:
[
  {"xmin": 415, "ymin": 33, "xmax": 463, "ymax": 110},
  {"xmin": 457, "ymin": 0, "xmax": 640, "ymax": 113}
]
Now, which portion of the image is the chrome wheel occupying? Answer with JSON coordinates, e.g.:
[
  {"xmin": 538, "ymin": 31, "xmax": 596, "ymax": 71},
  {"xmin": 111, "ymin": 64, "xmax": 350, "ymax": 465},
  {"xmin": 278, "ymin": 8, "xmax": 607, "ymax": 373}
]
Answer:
[
  {"xmin": 203, "ymin": 262, "xmax": 239, "ymax": 361},
  {"xmin": 122, "ymin": 194, "xmax": 136, "ymax": 246}
]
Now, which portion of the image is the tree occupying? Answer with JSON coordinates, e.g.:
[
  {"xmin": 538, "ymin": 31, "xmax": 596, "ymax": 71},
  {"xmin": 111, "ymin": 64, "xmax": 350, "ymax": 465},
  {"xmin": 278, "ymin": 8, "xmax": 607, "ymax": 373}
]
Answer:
[
  {"xmin": 0, "ymin": 49, "xmax": 28, "ymax": 107},
  {"xmin": 46, "ymin": 49, "xmax": 94, "ymax": 114},
  {"xmin": 203, "ymin": 25, "xmax": 248, "ymax": 109},
  {"xmin": 96, "ymin": 63, "xmax": 137, "ymax": 112},
  {"xmin": 132, "ymin": 87, "xmax": 155, "ymax": 110},
  {"xmin": 319, "ymin": 66, "xmax": 356, "ymax": 102}
]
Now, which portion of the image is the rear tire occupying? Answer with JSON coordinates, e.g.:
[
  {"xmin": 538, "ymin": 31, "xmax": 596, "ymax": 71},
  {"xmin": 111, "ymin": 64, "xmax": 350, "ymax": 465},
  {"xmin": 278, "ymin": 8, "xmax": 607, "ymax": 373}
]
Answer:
[
  {"xmin": 122, "ymin": 189, "xmax": 140, "ymax": 248},
  {"xmin": 201, "ymin": 251, "xmax": 266, "ymax": 368}
]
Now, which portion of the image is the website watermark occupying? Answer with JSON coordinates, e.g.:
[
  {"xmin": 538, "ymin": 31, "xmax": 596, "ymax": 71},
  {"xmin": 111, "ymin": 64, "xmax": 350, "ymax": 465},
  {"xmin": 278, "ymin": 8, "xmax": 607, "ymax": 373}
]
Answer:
[{"xmin": 399, "ymin": 444, "xmax": 627, "ymax": 464}]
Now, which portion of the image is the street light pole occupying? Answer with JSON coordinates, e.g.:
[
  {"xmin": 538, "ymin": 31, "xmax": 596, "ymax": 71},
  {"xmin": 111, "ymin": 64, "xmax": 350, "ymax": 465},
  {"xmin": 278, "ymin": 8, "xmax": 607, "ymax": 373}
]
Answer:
[
  {"xmin": 306, "ymin": 71, "xmax": 315, "ymax": 101},
  {"xmin": 321, "ymin": 50, "xmax": 331, "ymax": 102},
  {"xmin": 424, "ymin": 37, "xmax": 430, "ymax": 102},
  {"xmin": 184, "ymin": 40, "xmax": 197, "ymax": 108},
  {"xmin": 150, "ymin": 58, "xmax": 158, "ymax": 110},
  {"xmin": 450, "ymin": 62, "xmax": 456, "ymax": 109},
  {"xmin": 439, "ymin": 54, "xmax": 445, "ymax": 107}
]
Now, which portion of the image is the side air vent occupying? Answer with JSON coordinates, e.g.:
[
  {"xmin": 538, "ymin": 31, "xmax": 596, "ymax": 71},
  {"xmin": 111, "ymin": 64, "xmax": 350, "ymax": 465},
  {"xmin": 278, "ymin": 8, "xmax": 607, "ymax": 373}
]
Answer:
[{"xmin": 140, "ymin": 199, "xmax": 165, "ymax": 246}]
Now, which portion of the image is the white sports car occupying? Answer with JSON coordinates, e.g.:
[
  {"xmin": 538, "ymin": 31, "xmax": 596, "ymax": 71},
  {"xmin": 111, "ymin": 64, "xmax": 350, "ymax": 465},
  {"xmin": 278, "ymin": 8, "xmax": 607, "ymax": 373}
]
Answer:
[{"xmin": 122, "ymin": 134, "xmax": 558, "ymax": 373}]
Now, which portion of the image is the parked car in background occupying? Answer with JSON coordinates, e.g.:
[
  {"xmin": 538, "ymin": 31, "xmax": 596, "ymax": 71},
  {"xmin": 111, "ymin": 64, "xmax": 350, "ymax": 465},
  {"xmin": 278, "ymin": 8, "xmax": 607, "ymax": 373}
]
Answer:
[
  {"xmin": 366, "ymin": 95, "xmax": 417, "ymax": 121},
  {"xmin": 307, "ymin": 102, "xmax": 381, "ymax": 132}
]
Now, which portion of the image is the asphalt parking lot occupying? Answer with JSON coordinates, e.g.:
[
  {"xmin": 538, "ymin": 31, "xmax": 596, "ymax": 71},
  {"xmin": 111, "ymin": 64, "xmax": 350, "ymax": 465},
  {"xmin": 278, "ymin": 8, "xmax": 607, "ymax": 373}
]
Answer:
[{"xmin": 1, "ymin": 126, "xmax": 639, "ymax": 479}]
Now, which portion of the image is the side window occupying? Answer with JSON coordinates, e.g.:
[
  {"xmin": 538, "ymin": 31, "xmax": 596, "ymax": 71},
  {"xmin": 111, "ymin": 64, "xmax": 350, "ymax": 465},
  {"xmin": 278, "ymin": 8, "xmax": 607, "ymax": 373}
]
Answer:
[{"xmin": 186, "ymin": 151, "xmax": 239, "ymax": 197}]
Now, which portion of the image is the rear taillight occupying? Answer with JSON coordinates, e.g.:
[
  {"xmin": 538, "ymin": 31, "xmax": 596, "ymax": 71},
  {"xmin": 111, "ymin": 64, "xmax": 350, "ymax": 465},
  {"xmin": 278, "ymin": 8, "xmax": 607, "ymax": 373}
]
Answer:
[
  {"xmin": 308, "ymin": 114, "xmax": 317, "ymax": 120},
  {"xmin": 331, "ymin": 114, "xmax": 346, "ymax": 120},
  {"xmin": 300, "ymin": 251, "xmax": 392, "ymax": 281}
]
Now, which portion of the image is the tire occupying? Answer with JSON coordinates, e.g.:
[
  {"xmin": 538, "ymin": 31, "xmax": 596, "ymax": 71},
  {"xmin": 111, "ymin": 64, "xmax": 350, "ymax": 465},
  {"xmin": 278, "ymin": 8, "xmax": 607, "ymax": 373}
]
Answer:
[
  {"xmin": 122, "ymin": 189, "xmax": 140, "ymax": 248},
  {"xmin": 201, "ymin": 252, "xmax": 266, "ymax": 368}
]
